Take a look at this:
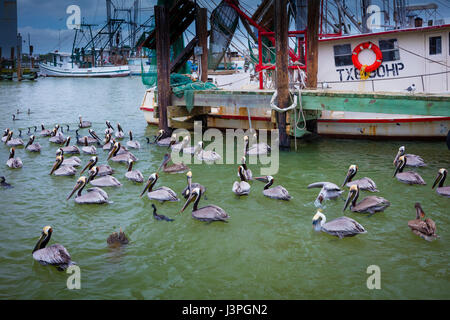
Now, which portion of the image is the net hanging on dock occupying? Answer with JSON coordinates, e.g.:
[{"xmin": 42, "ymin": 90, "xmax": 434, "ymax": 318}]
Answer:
[{"xmin": 170, "ymin": 74, "xmax": 219, "ymax": 112}]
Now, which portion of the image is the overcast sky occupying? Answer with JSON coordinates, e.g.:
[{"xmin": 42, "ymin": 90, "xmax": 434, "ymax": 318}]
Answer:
[{"xmin": 17, "ymin": 0, "xmax": 450, "ymax": 54}]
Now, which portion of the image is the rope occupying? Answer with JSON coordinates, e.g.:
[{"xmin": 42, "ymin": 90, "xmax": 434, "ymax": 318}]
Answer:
[{"xmin": 270, "ymin": 90, "xmax": 297, "ymax": 112}]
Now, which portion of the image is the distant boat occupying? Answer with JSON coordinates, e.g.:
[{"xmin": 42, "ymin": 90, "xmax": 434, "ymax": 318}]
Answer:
[{"xmin": 127, "ymin": 57, "xmax": 151, "ymax": 76}]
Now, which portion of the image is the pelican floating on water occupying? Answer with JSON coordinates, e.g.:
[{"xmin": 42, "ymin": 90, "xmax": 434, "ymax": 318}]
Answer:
[
  {"xmin": 171, "ymin": 135, "xmax": 189, "ymax": 153},
  {"xmin": 182, "ymin": 171, "xmax": 206, "ymax": 199},
  {"xmin": 4, "ymin": 131, "xmax": 24, "ymax": 147},
  {"xmin": 126, "ymin": 131, "xmax": 140, "ymax": 149},
  {"xmin": 6, "ymin": 148, "xmax": 22, "ymax": 168},
  {"xmin": 40, "ymin": 124, "xmax": 52, "ymax": 137},
  {"xmin": 49, "ymin": 128, "xmax": 65, "ymax": 144},
  {"xmin": 254, "ymin": 175, "xmax": 291, "ymax": 200},
  {"xmin": 107, "ymin": 142, "xmax": 138, "ymax": 163},
  {"xmin": 343, "ymin": 184, "xmax": 390, "ymax": 214},
  {"xmin": 152, "ymin": 204, "xmax": 174, "ymax": 221},
  {"xmin": 1, "ymin": 128, "xmax": 10, "ymax": 142},
  {"xmin": 67, "ymin": 176, "xmax": 109, "ymax": 204},
  {"xmin": 107, "ymin": 228, "xmax": 129, "ymax": 247},
  {"xmin": 307, "ymin": 181, "xmax": 343, "ymax": 206},
  {"xmin": 246, "ymin": 133, "xmax": 271, "ymax": 156},
  {"xmin": 140, "ymin": 173, "xmax": 179, "ymax": 202},
  {"xmin": 432, "ymin": 168, "xmax": 449, "ymax": 197},
  {"xmin": 181, "ymin": 187, "xmax": 229, "ymax": 222},
  {"xmin": 115, "ymin": 123, "xmax": 124, "ymax": 139},
  {"xmin": 342, "ymin": 164, "xmax": 378, "ymax": 192},
  {"xmin": 195, "ymin": 141, "xmax": 221, "ymax": 162},
  {"xmin": 56, "ymin": 148, "xmax": 81, "ymax": 167},
  {"xmin": 50, "ymin": 154, "xmax": 76, "ymax": 176},
  {"xmin": 88, "ymin": 166, "xmax": 122, "ymax": 187},
  {"xmin": 59, "ymin": 136, "xmax": 80, "ymax": 154},
  {"xmin": 408, "ymin": 203, "xmax": 438, "ymax": 241},
  {"xmin": 159, "ymin": 153, "xmax": 189, "ymax": 174},
  {"xmin": 102, "ymin": 133, "xmax": 114, "ymax": 150},
  {"xmin": 32, "ymin": 226, "xmax": 75, "ymax": 271},
  {"xmin": 232, "ymin": 165, "xmax": 251, "ymax": 196},
  {"xmin": 238, "ymin": 156, "xmax": 252, "ymax": 180},
  {"xmin": 78, "ymin": 115, "xmax": 91, "ymax": 128},
  {"xmin": 312, "ymin": 210, "xmax": 366, "ymax": 239},
  {"xmin": 81, "ymin": 136, "xmax": 97, "ymax": 154},
  {"xmin": 105, "ymin": 120, "xmax": 114, "ymax": 135},
  {"xmin": 25, "ymin": 135, "xmax": 41, "ymax": 152},
  {"xmin": 125, "ymin": 159, "xmax": 143, "ymax": 183},
  {"xmin": 154, "ymin": 130, "xmax": 172, "ymax": 146},
  {"xmin": 80, "ymin": 156, "xmax": 114, "ymax": 176},
  {"xmin": 393, "ymin": 156, "xmax": 426, "ymax": 185},
  {"xmin": 394, "ymin": 146, "xmax": 426, "ymax": 167}
]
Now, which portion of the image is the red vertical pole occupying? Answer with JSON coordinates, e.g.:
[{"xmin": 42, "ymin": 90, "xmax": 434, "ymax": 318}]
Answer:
[{"xmin": 258, "ymin": 31, "xmax": 263, "ymax": 89}]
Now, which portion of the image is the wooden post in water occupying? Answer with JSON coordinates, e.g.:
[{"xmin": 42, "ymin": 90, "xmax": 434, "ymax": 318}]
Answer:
[
  {"xmin": 155, "ymin": 5, "xmax": 170, "ymax": 134},
  {"xmin": 306, "ymin": 0, "xmax": 320, "ymax": 88},
  {"xmin": 275, "ymin": 0, "xmax": 290, "ymax": 150},
  {"xmin": 196, "ymin": 7, "xmax": 208, "ymax": 83}
]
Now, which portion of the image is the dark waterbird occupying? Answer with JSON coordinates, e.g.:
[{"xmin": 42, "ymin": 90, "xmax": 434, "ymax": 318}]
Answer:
[
  {"xmin": 107, "ymin": 228, "xmax": 129, "ymax": 247},
  {"xmin": 408, "ymin": 203, "xmax": 438, "ymax": 241},
  {"xmin": 152, "ymin": 204, "xmax": 174, "ymax": 221},
  {"xmin": 0, "ymin": 176, "xmax": 12, "ymax": 188}
]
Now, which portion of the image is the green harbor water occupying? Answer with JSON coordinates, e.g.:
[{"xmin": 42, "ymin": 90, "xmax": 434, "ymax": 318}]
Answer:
[{"xmin": 0, "ymin": 77, "xmax": 448, "ymax": 299}]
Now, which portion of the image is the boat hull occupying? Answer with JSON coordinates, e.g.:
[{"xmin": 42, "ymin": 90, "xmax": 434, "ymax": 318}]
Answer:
[{"xmin": 39, "ymin": 63, "xmax": 130, "ymax": 78}]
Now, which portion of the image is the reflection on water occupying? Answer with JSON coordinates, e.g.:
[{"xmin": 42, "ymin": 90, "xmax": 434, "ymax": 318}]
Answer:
[{"xmin": 0, "ymin": 77, "xmax": 449, "ymax": 299}]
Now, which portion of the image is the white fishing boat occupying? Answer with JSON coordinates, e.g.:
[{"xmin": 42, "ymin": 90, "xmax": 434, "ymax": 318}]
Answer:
[{"xmin": 127, "ymin": 57, "xmax": 151, "ymax": 76}]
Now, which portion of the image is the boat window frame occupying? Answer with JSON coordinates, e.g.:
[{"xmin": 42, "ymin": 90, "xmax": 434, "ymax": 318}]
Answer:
[
  {"xmin": 378, "ymin": 38, "xmax": 400, "ymax": 62},
  {"xmin": 429, "ymin": 35, "xmax": 442, "ymax": 55},
  {"xmin": 333, "ymin": 43, "xmax": 353, "ymax": 67}
]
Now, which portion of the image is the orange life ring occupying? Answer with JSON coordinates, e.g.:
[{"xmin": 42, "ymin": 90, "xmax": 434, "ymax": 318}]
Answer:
[{"xmin": 352, "ymin": 42, "xmax": 383, "ymax": 73}]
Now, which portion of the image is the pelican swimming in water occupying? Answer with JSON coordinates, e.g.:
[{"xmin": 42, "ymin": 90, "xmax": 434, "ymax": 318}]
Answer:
[
  {"xmin": 102, "ymin": 133, "xmax": 114, "ymax": 150},
  {"xmin": 50, "ymin": 153, "xmax": 77, "ymax": 176},
  {"xmin": 81, "ymin": 136, "xmax": 97, "ymax": 154},
  {"xmin": 4, "ymin": 131, "xmax": 24, "ymax": 147},
  {"xmin": 107, "ymin": 142, "xmax": 138, "ymax": 163},
  {"xmin": 126, "ymin": 130, "xmax": 140, "ymax": 149},
  {"xmin": 343, "ymin": 184, "xmax": 390, "ymax": 214},
  {"xmin": 1, "ymin": 176, "xmax": 12, "ymax": 188},
  {"xmin": 393, "ymin": 156, "xmax": 426, "ymax": 185},
  {"xmin": 75, "ymin": 129, "xmax": 98, "ymax": 145},
  {"xmin": 307, "ymin": 181, "xmax": 343, "ymax": 207},
  {"xmin": 87, "ymin": 166, "xmax": 122, "ymax": 187},
  {"xmin": 25, "ymin": 135, "xmax": 41, "ymax": 152},
  {"xmin": 171, "ymin": 135, "xmax": 189, "ymax": 153},
  {"xmin": 236, "ymin": 156, "xmax": 252, "ymax": 181},
  {"xmin": 181, "ymin": 187, "xmax": 229, "ymax": 222},
  {"xmin": 159, "ymin": 153, "xmax": 190, "ymax": 174},
  {"xmin": 152, "ymin": 204, "xmax": 174, "ymax": 221},
  {"xmin": 40, "ymin": 124, "xmax": 52, "ymax": 137},
  {"xmin": 154, "ymin": 130, "xmax": 173, "ymax": 146},
  {"xmin": 67, "ymin": 176, "xmax": 109, "ymax": 204},
  {"xmin": 312, "ymin": 210, "xmax": 366, "ymax": 239},
  {"xmin": 115, "ymin": 123, "xmax": 125, "ymax": 139},
  {"xmin": 125, "ymin": 159, "xmax": 143, "ymax": 183},
  {"xmin": 182, "ymin": 171, "xmax": 206, "ymax": 199},
  {"xmin": 232, "ymin": 165, "xmax": 251, "ymax": 196},
  {"xmin": 56, "ymin": 148, "xmax": 81, "ymax": 167},
  {"xmin": 408, "ymin": 203, "xmax": 438, "ymax": 241},
  {"xmin": 342, "ymin": 164, "xmax": 378, "ymax": 192},
  {"xmin": 6, "ymin": 148, "xmax": 22, "ymax": 168},
  {"xmin": 80, "ymin": 156, "xmax": 114, "ymax": 176},
  {"xmin": 78, "ymin": 115, "xmax": 91, "ymax": 128},
  {"xmin": 246, "ymin": 132, "xmax": 271, "ymax": 156},
  {"xmin": 1, "ymin": 128, "xmax": 10, "ymax": 142},
  {"xmin": 254, "ymin": 175, "xmax": 291, "ymax": 200},
  {"xmin": 105, "ymin": 120, "xmax": 114, "ymax": 135},
  {"xmin": 49, "ymin": 128, "xmax": 65, "ymax": 144},
  {"xmin": 140, "ymin": 173, "xmax": 179, "ymax": 202},
  {"xmin": 107, "ymin": 228, "xmax": 129, "ymax": 247},
  {"xmin": 59, "ymin": 136, "xmax": 80, "ymax": 154},
  {"xmin": 195, "ymin": 141, "xmax": 222, "ymax": 162},
  {"xmin": 432, "ymin": 168, "xmax": 450, "ymax": 197},
  {"xmin": 32, "ymin": 226, "xmax": 75, "ymax": 271},
  {"xmin": 394, "ymin": 146, "xmax": 426, "ymax": 167}
]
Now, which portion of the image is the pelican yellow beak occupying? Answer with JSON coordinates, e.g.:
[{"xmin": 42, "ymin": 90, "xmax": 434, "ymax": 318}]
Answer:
[
  {"xmin": 180, "ymin": 191, "xmax": 196, "ymax": 213},
  {"xmin": 67, "ymin": 177, "xmax": 86, "ymax": 200},
  {"xmin": 50, "ymin": 155, "xmax": 63, "ymax": 175},
  {"xmin": 343, "ymin": 185, "xmax": 358, "ymax": 212}
]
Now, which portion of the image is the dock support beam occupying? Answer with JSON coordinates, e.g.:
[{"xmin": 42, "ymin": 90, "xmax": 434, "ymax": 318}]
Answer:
[
  {"xmin": 155, "ymin": 5, "xmax": 170, "ymax": 134},
  {"xmin": 275, "ymin": 0, "xmax": 290, "ymax": 150},
  {"xmin": 196, "ymin": 7, "xmax": 208, "ymax": 83},
  {"xmin": 306, "ymin": 0, "xmax": 320, "ymax": 88}
]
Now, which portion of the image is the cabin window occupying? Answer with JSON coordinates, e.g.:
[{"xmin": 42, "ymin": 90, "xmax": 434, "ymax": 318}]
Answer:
[
  {"xmin": 333, "ymin": 44, "xmax": 353, "ymax": 66},
  {"xmin": 378, "ymin": 39, "xmax": 400, "ymax": 62},
  {"xmin": 429, "ymin": 36, "xmax": 441, "ymax": 55}
]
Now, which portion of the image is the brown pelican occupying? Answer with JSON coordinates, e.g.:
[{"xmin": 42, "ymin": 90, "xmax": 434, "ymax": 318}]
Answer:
[
  {"xmin": 49, "ymin": 129, "xmax": 65, "ymax": 144},
  {"xmin": 171, "ymin": 135, "xmax": 189, "ymax": 153},
  {"xmin": 50, "ymin": 154, "xmax": 77, "ymax": 176},
  {"xmin": 80, "ymin": 156, "xmax": 114, "ymax": 176},
  {"xmin": 32, "ymin": 226, "xmax": 74, "ymax": 271},
  {"xmin": 152, "ymin": 204, "xmax": 174, "ymax": 221},
  {"xmin": 67, "ymin": 176, "xmax": 109, "ymax": 204},
  {"xmin": 342, "ymin": 164, "xmax": 378, "ymax": 192},
  {"xmin": 126, "ymin": 130, "xmax": 140, "ymax": 149},
  {"xmin": 125, "ymin": 159, "xmax": 143, "ymax": 183},
  {"xmin": 115, "ymin": 123, "xmax": 124, "ymax": 139},
  {"xmin": 1, "ymin": 128, "xmax": 10, "ymax": 142},
  {"xmin": 393, "ymin": 156, "xmax": 426, "ymax": 185},
  {"xmin": 78, "ymin": 115, "xmax": 91, "ymax": 128},
  {"xmin": 307, "ymin": 181, "xmax": 343, "ymax": 207},
  {"xmin": 75, "ymin": 129, "xmax": 97, "ymax": 145},
  {"xmin": 140, "ymin": 173, "xmax": 179, "ymax": 202},
  {"xmin": 394, "ymin": 146, "xmax": 426, "ymax": 167},
  {"xmin": 102, "ymin": 133, "xmax": 114, "ymax": 150},
  {"xmin": 312, "ymin": 210, "xmax": 366, "ymax": 239},
  {"xmin": 56, "ymin": 148, "xmax": 81, "ymax": 167},
  {"xmin": 408, "ymin": 203, "xmax": 438, "ymax": 241},
  {"xmin": 246, "ymin": 133, "xmax": 271, "ymax": 156},
  {"xmin": 4, "ymin": 131, "xmax": 24, "ymax": 147},
  {"xmin": 87, "ymin": 166, "xmax": 122, "ymax": 187},
  {"xmin": 159, "ymin": 153, "xmax": 189, "ymax": 174},
  {"xmin": 59, "ymin": 136, "xmax": 80, "ymax": 154},
  {"xmin": 232, "ymin": 165, "xmax": 251, "ymax": 196},
  {"xmin": 40, "ymin": 124, "xmax": 52, "ymax": 137},
  {"xmin": 154, "ymin": 130, "xmax": 173, "ymax": 146},
  {"xmin": 254, "ymin": 175, "xmax": 291, "ymax": 200},
  {"xmin": 343, "ymin": 184, "xmax": 390, "ymax": 214},
  {"xmin": 107, "ymin": 142, "xmax": 138, "ymax": 163},
  {"xmin": 105, "ymin": 120, "xmax": 114, "ymax": 135},
  {"xmin": 237, "ymin": 156, "xmax": 252, "ymax": 180},
  {"xmin": 195, "ymin": 141, "xmax": 222, "ymax": 162},
  {"xmin": 1, "ymin": 176, "xmax": 12, "ymax": 188},
  {"xmin": 181, "ymin": 187, "xmax": 229, "ymax": 222},
  {"xmin": 81, "ymin": 136, "xmax": 97, "ymax": 154},
  {"xmin": 107, "ymin": 228, "xmax": 129, "ymax": 247},
  {"xmin": 182, "ymin": 171, "xmax": 206, "ymax": 199},
  {"xmin": 6, "ymin": 148, "xmax": 22, "ymax": 168},
  {"xmin": 25, "ymin": 135, "xmax": 41, "ymax": 152},
  {"xmin": 432, "ymin": 168, "xmax": 450, "ymax": 197}
]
